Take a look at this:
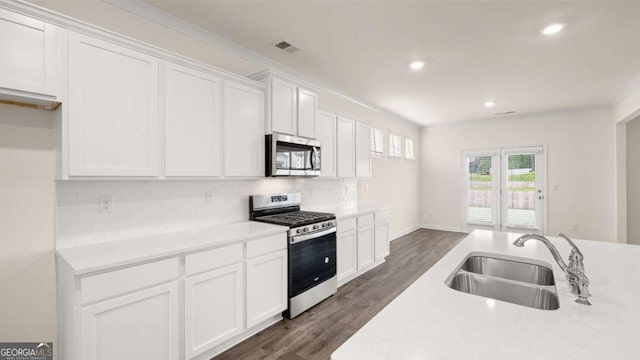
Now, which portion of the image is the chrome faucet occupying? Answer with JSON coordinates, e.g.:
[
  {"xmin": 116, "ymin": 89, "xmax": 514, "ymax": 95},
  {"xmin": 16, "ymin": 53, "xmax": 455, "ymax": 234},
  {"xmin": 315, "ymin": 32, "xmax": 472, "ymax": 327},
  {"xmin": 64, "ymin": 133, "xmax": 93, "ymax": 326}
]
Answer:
[{"xmin": 513, "ymin": 233, "xmax": 592, "ymax": 305}]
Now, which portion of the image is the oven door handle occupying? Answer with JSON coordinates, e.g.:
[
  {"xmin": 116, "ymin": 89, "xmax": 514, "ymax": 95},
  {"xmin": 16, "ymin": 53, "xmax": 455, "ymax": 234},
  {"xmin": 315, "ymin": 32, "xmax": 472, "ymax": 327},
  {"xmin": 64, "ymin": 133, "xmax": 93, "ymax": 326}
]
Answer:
[{"xmin": 291, "ymin": 227, "xmax": 336, "ymax": 244}]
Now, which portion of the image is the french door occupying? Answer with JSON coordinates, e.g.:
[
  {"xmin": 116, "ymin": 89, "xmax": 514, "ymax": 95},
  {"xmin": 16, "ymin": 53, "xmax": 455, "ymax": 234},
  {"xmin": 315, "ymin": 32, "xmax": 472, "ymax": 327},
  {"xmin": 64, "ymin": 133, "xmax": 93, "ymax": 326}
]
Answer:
[{"xmin": 463, "ymin": 146, "xmax": 546, "ymax": 234}]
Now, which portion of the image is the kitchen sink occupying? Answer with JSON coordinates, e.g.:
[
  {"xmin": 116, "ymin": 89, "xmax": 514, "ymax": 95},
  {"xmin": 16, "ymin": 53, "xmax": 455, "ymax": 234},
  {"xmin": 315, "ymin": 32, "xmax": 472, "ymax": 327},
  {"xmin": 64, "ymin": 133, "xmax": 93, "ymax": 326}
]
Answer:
[
  {"xmin": 446, "ymin": 252, "xmax": 559, "ymax": 310},
  {"xmin": 460, "ymin": 254, "xmax": 555, "ymax": 285}
]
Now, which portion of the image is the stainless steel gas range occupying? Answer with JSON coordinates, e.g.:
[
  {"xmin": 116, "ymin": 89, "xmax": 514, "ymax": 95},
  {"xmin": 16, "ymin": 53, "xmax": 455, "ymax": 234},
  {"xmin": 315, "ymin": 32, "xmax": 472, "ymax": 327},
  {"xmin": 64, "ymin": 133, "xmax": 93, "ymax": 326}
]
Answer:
[{"xmin": 249, "ymin": 193, "xmax": 337, "ymax": 319}]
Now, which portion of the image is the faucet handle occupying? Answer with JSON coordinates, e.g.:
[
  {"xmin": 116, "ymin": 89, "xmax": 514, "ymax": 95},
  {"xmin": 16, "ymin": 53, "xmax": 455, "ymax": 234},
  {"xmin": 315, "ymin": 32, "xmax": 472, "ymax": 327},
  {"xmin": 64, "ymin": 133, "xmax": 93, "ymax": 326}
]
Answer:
[{"xmin": 558, "ymin": 233, "xmax": 584, "ymax": 270}]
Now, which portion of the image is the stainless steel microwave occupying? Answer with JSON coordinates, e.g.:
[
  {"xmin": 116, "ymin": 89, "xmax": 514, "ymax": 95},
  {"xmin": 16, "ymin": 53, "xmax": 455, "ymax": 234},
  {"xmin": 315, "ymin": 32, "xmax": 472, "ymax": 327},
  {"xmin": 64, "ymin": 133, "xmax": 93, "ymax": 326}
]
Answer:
[{"xmin": 266, "ymin": 134, "xmax": 321, "ymax": 177}]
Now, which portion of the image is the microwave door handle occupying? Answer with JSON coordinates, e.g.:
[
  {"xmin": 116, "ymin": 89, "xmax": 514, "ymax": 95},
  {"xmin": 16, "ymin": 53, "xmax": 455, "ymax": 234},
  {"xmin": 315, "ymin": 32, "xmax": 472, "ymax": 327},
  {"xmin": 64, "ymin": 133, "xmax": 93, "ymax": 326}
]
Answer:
[{"xmin": 310, "ymin": 147, "xmax": 316, "ymax": 170}]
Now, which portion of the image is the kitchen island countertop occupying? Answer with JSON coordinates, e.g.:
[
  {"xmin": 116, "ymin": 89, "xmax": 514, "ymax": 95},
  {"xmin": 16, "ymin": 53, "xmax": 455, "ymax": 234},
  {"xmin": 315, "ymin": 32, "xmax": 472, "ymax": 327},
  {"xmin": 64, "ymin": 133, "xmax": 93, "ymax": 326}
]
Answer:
[{"xmin": 331, "ymin": 230, "xmax": 640, "ymax": 360}]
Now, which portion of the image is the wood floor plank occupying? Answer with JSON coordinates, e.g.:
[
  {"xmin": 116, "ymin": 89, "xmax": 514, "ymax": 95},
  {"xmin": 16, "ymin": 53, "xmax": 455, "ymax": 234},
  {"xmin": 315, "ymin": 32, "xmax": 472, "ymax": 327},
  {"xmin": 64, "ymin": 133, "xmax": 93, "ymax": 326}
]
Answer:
[{"xmin": 213, "ymin": 228, "xmax": 467, "ymax": 360}]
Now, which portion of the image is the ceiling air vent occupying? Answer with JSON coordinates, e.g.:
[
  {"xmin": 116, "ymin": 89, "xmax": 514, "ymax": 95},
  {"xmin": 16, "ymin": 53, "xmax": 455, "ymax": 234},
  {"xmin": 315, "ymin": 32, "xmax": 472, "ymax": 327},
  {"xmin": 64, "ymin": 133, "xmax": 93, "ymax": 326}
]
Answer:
[
  {"xmin": 494, "ymin": 111, "xmax": 517, "ymax": 116},
  {"xmin": 273, "ymin": 40, "xmax": 301, "ymax": 53}
]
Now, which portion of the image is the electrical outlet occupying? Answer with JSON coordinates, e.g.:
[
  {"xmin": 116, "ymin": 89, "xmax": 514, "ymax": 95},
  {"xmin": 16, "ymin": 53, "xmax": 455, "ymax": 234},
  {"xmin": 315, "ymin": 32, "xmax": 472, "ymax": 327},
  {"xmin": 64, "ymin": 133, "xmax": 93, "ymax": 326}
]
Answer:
[
  {"xmin": 99, "ymin": 195, "xmax": 113, "ymax": 214},
  {"xmin": 205, "ymin": 191, "xmax": 214, "ymax": 205}
]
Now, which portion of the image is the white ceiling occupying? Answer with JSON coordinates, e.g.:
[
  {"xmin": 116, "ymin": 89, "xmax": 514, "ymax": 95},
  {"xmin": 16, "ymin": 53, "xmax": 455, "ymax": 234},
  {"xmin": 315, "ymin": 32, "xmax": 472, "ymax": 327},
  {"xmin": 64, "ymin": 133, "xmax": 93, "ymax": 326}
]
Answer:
[{"xmin": 142, "ymin": 1, "xmax": 640, "ymax": 126}]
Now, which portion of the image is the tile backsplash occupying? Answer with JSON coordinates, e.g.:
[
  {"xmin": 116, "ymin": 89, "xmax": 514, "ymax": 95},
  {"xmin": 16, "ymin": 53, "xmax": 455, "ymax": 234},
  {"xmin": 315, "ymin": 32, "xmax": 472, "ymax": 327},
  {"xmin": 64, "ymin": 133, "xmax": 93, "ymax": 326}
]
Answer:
[{"xmin": 56, "ymin": 178, "xmax": 357, "ymax": 248}]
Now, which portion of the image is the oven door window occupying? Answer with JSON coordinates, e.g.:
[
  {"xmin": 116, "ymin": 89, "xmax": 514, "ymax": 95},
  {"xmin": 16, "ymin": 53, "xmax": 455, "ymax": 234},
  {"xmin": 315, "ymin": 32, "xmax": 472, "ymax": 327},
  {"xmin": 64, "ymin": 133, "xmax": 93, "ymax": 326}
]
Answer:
[{"xmin": 288, "ymin": 231, "xmax": 336, "ymax": 297}]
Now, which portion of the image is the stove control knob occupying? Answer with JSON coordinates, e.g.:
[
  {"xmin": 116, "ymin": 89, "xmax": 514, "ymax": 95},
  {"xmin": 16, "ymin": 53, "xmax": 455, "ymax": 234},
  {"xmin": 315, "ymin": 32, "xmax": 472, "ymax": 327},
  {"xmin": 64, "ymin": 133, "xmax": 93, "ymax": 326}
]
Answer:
[
  {"xmin": 313, "ymin": 225, "xmax": 319, "ymax": 230},
  {"xmin": 321, "ymin": 223, "xmax": 326, "ymax": 228},
  {"xmin": 303, "ymin": 227, "xmax": 309, "ymax": 233},
  {"xmin": 296, "ymin": 229, "xmax": 302, "ymax": 234}
]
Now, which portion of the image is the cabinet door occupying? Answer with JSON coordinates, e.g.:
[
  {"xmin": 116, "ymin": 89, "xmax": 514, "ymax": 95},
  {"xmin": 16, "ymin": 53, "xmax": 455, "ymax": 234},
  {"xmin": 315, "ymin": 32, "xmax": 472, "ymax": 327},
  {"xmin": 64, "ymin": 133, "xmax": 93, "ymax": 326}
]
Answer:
[
  {"xmin": 185, "ymin": 262, "xmax": 243, "ymax": 358},
  {"xmin": 374, "ymin": 222, "xmax": 390, "ymax": 262},
  {"xmin": 0, "ymin": 9, "xmax": 57, "ymax": 96},
  {"xmin": 356, "ymin": 122, "xmax": 372, "ymax": 178},
  {"xmin": 316, "ymin": 110, "xmax": 336, "ymax": 178},
  {"xmin": 164, "ymin": 63, "xmax": 221, "ymax": 177},
  {"xmin": 337, "ymin": 230, "xmax": 357, "ymax": 283},
  {"xmin": 80, "ymin": 282, "xmax": 179, "ymax": 360},
  {"xmin": 68, "ymin": 32, "xmax": 159, "ymax": 176},
  {"xmin": 357, "ymin": 225, "xmax": 375, "ymax": 270},
  {"xmin": 246, "ymin": 250, "xmax": 287, "ymax": 328},
  {"xmin": 223, "ymin": 80, "xmax": 265, "ymax": 177},
  {"xmin": 297, "ymin": 87, "xmax": 317, "ymax": 139},
  {"xmin": 336, "ymin": 117, "xmax": 355, "ymax": 178},
  {"xmin": 270, "ymin": 77, "xmax": 297, "ymax": 135}
]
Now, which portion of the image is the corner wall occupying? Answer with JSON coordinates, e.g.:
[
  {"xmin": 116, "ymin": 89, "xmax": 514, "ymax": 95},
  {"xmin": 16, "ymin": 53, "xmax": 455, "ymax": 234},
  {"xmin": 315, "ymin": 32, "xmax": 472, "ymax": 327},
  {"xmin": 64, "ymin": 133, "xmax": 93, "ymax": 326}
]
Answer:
[
  {"xmin": 420, "ymin": 107, "xmax": 616, "ymax": 242},
  {"xmin": 627, "ymin": 118, "xmax": 640, "ymax": 245},
  {"xmin": 0, "ymin": 104, "xmax": 55, "ymax": 343}
]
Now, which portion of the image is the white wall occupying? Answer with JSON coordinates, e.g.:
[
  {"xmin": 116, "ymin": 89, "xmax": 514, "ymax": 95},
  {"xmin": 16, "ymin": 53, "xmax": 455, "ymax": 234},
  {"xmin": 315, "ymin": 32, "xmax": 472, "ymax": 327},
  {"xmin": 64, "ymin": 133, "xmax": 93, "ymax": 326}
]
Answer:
[
  {"xmin": 57, "ymin": 178, "xmax": 356, "ymax": 247},
  {"xmin": 627, "ymin": 118, "xmax": 640, "ymax": 245},
  {"xmin": 0, "ymin": 104, "xmax": 55, "ymax": 343},
  {"xmin": 420, "ymin": 108, "xmax": 616, "ymax": 242}
]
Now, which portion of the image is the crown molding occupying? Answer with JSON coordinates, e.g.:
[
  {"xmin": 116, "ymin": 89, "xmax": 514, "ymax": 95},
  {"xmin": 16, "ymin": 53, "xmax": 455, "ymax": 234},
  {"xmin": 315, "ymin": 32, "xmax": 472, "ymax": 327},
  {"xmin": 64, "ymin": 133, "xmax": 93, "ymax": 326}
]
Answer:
[
  {"xmin": 103, "ymin": 0, "xmax": 419, "ymax": 126},
  {"xmin": 422, "ymin": 105, "xmax": 611, "ymax": 130}
]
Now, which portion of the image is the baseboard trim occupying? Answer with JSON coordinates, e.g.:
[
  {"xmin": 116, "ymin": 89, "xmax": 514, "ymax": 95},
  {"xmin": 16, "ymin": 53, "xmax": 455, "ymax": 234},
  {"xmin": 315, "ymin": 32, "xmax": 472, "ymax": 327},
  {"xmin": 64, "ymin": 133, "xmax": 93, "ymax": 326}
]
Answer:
[
  {"xmin": 390, "ymin": 225, "xmax": 421, "ymax": 241},
  {"xmin": 420, "ymin": 224, "xmax": 465, "ymax": 233}
]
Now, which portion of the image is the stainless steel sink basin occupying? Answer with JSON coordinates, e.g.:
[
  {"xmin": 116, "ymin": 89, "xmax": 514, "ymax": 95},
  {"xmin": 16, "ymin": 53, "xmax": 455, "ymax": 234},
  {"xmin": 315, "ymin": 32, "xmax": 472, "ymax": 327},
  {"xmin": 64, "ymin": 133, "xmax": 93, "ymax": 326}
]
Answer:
[
  {"xmin": 461, "ymin": 255, "xmax": 555, "ymax": 285},
  {"xmin": 445, "ymin": 252, "xmax": 559, "ymax": 310}
]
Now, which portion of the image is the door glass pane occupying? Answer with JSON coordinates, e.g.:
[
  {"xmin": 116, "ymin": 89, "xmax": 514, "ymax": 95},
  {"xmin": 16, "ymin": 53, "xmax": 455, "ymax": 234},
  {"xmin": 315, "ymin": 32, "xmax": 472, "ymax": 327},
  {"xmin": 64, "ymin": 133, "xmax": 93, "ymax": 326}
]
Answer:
[
  {"xmin": 467, "ymin": 155, "xmax": 494, "ymax": 224},
  {"xmin": 505, "ymin": 153, "xmax": 537, "ymax": 228}
]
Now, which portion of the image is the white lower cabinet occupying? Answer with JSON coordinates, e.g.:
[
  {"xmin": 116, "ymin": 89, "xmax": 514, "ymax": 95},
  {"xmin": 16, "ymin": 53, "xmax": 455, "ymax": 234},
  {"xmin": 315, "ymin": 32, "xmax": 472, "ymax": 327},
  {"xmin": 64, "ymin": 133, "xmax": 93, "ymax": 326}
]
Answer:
[
  {"xmin": 80, "ymin": 282, "xmax": 180, "ymax": 360},
  {"xmin": 375, "ymin": 222, "xmax": 390, "ymax": 262},
  {"xmin": 59, "ymin": 231, "xmax": 289, "ymax": 360},
  {"xmin": 357, "ymin": 225, "xmax": 375, "ymax": 270},
  {"xmin": 246, "ymin": 249, "xmax": 288, "ymax": 328},
  {"xmin": 337, "ymin": 230, "xmax": 358, "ymax": 283},
  {"xmin": 337, "ymin": 210, "xmax": 391, "ymax": 287},
  {"xmin": 185, "ymin": 262, "xmax": 243, "ymax": 359}
]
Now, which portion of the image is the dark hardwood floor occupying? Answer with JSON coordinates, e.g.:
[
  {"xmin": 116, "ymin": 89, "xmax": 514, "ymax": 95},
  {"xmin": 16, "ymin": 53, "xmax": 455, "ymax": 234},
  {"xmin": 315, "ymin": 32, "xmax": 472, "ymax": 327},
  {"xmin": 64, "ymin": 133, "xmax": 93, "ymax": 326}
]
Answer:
[{"xmin": 214, "ymin": 228, "xmax": 467, "ymax": 360}]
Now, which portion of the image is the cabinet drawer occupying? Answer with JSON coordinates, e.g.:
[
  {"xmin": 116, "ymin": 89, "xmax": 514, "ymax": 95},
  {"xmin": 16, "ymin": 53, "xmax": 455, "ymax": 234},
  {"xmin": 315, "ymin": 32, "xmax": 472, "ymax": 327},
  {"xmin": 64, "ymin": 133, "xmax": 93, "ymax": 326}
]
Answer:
[
  {"xmin": 81, "ymin": 258, "xmax": 179, "ymax": 304},
  {"xmin": 337, "ymin": 217, "xmax": 357, "ymax": 233},
  {"xmin": 185, "ymin": 243, "xmax": 243, "ymax": 276},
  {"xmin": 358, "ymin": 214, "xmax": 374, "ymax": 228},
  {"xmin": 375, "ymin": 210, "xmax": 390, "ymax": 224},
  {"xmin": 246, "ymin": 233, "xmax": 287, "ymax": 259}
]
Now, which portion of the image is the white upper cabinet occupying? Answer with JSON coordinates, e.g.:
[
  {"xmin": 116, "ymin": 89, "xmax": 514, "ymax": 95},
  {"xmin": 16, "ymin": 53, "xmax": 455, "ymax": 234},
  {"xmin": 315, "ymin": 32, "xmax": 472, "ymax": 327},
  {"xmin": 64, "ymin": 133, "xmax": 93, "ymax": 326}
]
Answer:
[
  {"xmin": 271, "ymin": 77, "xmax": 297, "ymax": 135},
  {"xmin": 0, "ymin": 8, "xmax": 58, "ymax": 98},
  {"xmin": 223, "ymin": 80, "xmax": 265, "ymax": 177},
  {"xmin": 67, "ymin": 32, "xmax": 159, "ymax": 176},
  {"xmin": 251, "ymin": 70, "xmax": 318, "ymax": 139},
  {"xmin": 316, "ymin": 110, "xmax": 337, "ymax": 178},
  {"xmin": 164, "ymin": 63, "xmax": 221, "ymax": 177},
  {"xmin": 297, "ymin": 88, "xmax": 317, "ymax": 139},
  {"xmin": 356, "ymin": 122, "xmax": 372, "ymax": 178},
  {"xmin": 337, "ymin": 116, "xmax": 356, "ymax": 178}
]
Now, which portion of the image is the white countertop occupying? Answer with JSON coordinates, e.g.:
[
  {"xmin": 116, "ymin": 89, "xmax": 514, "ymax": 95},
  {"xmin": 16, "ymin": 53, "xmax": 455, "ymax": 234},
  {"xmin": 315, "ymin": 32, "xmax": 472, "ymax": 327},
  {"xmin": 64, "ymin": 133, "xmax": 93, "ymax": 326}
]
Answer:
[
  {"xmin": 57, "ymin": 221, "xmax": 288, "ymax": 275},
  {"xmin": 305, "ymin": 204, "xmax": 389, "ymax": 220},
  {"xmin": 331, "ymin": 230, "xmax": 640, "ymax": 360}
]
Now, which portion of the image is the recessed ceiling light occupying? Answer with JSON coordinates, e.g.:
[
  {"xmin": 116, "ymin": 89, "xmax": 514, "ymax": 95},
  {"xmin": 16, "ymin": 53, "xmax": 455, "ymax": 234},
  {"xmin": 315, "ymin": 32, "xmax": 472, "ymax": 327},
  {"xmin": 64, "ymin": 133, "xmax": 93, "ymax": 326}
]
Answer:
[
  {"xmin": 484, "ymin": 100, "xmax": 496, "ymax": 108},
  {"xmin": 541, "ymin": 23, "xmax": 565, "ymax": 35},
  {"xmin": 409, "ymin": 61, "xmax": 425, "ymax": 70}
]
